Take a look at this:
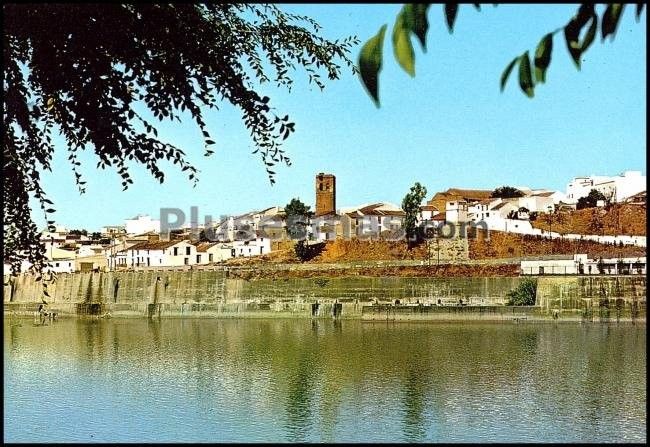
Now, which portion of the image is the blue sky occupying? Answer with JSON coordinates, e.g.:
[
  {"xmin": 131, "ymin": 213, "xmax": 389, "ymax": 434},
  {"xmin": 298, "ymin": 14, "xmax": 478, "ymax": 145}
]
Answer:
[{"xmin": 32, "ymin": 4, "xmax": 646, "ymax": 231}]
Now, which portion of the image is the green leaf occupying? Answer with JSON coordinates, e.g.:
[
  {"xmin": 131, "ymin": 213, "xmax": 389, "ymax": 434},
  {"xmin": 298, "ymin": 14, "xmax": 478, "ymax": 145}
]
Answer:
[
  {"xmin": 359, "ymin": 24, "xmax": 388, "ymax": 106},
  {"xmin": 518, "ymin": 51, "xmax": 534, "ymax": 98},
  {"xmin": 534, "ymin": 33, "xmax": 553, "ymax": 84},
  {"xmin": 564, "ymin": 5, "xmax": 596, "ymax": 70},
  {"xmin": 500, "ymin": 56, "xmax": 519, "ymax": 92},
  {"xmin": 602, "ymin": 4, "xmax": 624, "ymax": 41},
  {"xmin": 581, "ymin": 14, "xmax": 597, "ymax": 53},
  {"xmin": 402, "ymin": 4, "xmax": 430, "ymax": 51},
  {"xmin": 392, "ymin": 11, "xmax": 415, "ymax": 77},
  {"xmin": 444, "ymin": 4, "xmax": 458, "ymax": 33},
  {"xmin": 564, "ymin": 22, "xmax": 582, "ymax": 69}
]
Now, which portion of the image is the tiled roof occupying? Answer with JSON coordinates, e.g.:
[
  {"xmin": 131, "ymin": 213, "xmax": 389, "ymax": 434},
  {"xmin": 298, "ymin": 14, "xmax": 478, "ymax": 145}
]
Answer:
[
  {"xmin": 194, "ymin": 242, "xmax": 218, "ymax": 252},
  {"xmin": 491, "ymin": 202, "xmax": 514, "ymax": 211},
  {"xmin": 356, "ymin": 203, "xmax": 406, "ymax": 216},
  {"xmin": 532, "ymin": 191, "xmax": 555, "ymax": 197},
  {"xmin": 445, "ymin": 188, "xmax": 493, "ymax": 198},
  {"xmin": 119, "ymin": 240, "xmax": 186, "ymax": 252}
]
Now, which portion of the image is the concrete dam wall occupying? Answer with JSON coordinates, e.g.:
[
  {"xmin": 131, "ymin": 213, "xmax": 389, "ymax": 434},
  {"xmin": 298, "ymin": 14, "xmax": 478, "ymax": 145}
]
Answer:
[{"xmin": 3, "ymin": 271, "xmax": 646, "ymax": 320}]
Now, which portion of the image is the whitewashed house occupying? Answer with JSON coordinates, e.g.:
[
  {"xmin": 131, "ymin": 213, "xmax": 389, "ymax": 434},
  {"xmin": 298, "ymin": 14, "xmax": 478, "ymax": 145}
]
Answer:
[
  {"xmin": 445, "ymin": 200, "xmax": 469, "ymax": 224},
  {"xmin": 228, "ymin": 237, "xmax": 271, "ymax": 258},
  {"xmin": 311, "ymin": 213, "xmax": 340, "ymax": 241},
  {"xmin": 125, "ymin": 214, "xmax": 161, "ymax": 236},
  {"xmin": 419, "ymin": 204, "xmax": 440, "ymax": 221},
  {"xmin": 518, "ymin": 191, "xmax": 556, "ymax": 213},
  {"xmin": 193, "ymin": 236, "xmax": 272, "ymax": 263},
  {"xmin": 212, "ymin": 206, "xmax": 286, "ymax": 242},
  {"xmin": 115, "ymin": 240, "xmax": 198, "ymax": 268},
  {"xmin": 488, "ymin": 200, "xmax": 520, "ymax": 219},
  {"xmin": 340, "ymin": 203, "xmax": 405, "ymax": 240},
  {"xmin": 468, "ymin": 199, "xmax": 497, "ymax": 222},
  {"xmin": 566, "ymin": 171, "xmax": 646, "ymax": 204},
  {"xmin": 4, "ymin": 247, "xmax": 77, "ymax": 274}
]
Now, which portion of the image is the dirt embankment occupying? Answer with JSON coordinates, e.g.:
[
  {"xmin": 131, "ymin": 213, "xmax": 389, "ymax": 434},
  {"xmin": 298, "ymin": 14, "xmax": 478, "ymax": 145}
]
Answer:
[
  {"xmin": 530, "ymin": 204, "xmax": 646, "ymax": 236},
  {"xmin": 469, "ymin": 230, "xmax": 646, "ymax": 260},
  {"xmin": 227, "ymin": 263, "xmax": 520, "ymax": 280}
]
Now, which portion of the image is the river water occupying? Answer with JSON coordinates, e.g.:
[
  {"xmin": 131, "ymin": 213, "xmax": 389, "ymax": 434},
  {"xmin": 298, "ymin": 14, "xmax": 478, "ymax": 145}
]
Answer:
[{"xmin": 3, "ymin": 318, "xmax": 646, "ymax": 443}]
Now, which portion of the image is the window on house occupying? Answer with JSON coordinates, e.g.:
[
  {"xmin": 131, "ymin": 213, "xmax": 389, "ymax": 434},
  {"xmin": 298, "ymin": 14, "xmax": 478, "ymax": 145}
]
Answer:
[
  {"xmin": 186, "ymin": 246, "xmax": 191, "ymax": 255},
  {"xmin": 196, "ymin": 255, "xmax": 201, "ymax": 263},
  {"xmin": 173, "ymin": 247, "xmax": 178, "ymax": 256},
  {"xmin": 55, "ymin": 262, "xmax": 59, "ymax": 267},
  {"xmin": 486, "ymin": 213, "xmax": 490, "ymax": 217},
  {"xmin": 231, "ymin": 249, "xmax": 236, "ymax": 257},
  {"xmin": 184, "ymin": 258, "xmax": 189, "ymax": 265},
  {"xmin": 260, "ymin": 247, "xmax": 263, "ymax": 254},
  {"xmin": 209, "ymin": 254, "xmax": 213, "ymax": 262}
]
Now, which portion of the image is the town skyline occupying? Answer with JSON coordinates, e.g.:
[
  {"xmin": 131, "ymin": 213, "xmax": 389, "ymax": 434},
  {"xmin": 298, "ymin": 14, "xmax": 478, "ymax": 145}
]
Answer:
[
  {"xmin": 36, "ymin": 169, "xmax": 646, "ymax": 232},
  {"xmin": 28, "ymin": 4, "xmax": 646, "ymax": 231}
]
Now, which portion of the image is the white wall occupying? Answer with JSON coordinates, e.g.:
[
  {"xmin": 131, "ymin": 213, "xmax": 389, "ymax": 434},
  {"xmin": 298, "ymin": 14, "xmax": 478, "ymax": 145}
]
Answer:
[{"xmin": 125, "ymin": 215, "xmax": 161, "ymax": 235}]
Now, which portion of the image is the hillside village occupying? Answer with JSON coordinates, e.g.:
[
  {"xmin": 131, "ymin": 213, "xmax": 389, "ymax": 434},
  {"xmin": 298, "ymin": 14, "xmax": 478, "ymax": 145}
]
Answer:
[{"xmin": 5, "ymin": 170, "xmax": 646, "ymax": 275}]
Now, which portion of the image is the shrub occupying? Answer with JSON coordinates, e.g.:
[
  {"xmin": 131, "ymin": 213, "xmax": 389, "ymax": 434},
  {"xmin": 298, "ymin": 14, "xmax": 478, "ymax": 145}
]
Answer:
[
  {"xmin": 294, "ymin": 241, "xmax": 325, "ymax": 262},
  {"xmin": 507, "ymin": 278, "xmax": 537, "ymax": 306}
]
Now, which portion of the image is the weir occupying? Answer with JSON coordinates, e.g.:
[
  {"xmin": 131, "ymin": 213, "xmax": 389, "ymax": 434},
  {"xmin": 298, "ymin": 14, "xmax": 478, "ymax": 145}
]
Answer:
[{"xmin": 3, "ymin": 271, "xmax": 646, "ymax": 320}]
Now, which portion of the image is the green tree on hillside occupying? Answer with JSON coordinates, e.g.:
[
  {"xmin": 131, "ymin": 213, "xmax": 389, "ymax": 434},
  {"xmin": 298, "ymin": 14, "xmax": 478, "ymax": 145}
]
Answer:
[
  {"xmin": 285, "ymin": 198, "xmax": 313, "ymax": 241},
  {"xmin": 284, "ymin": 198, "xmax": 313, "ymax": 219},
  {"xmin": 577, "ymin": 189, "xmax": 608, "ymax": 210},
  {"xmin": 401, "ymin": 182, "xmax": 428, "ymax": 248},
  {"xmin": 491, "ymin": 186, "xmax": 524, "ymax": 199}
]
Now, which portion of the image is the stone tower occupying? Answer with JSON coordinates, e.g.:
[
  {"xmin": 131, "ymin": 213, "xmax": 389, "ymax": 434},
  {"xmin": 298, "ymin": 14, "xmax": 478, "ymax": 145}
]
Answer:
[{"xmin": 315, "ymin": 173, "xmax": 336, "ymax": 216}]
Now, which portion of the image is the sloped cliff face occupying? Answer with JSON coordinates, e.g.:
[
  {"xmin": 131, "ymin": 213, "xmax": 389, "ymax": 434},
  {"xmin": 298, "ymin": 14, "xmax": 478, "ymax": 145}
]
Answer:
[{"xmin": 3, "ymin": 271, "xmax": 645, "ymax": 320}]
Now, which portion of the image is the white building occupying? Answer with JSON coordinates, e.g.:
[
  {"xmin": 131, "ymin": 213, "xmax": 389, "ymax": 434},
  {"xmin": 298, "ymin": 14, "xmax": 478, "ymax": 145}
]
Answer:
[
  {"xmin": 124, "ymin": 214, "xmax": 161, "ymax": 236},
  {"xmin": 488, "ymin": 200, "xmax": 520, "ymax": 219},
  {"xmin": 227, "ymin": 237, "xmax": 272, "ymax": 258},
  {"xmin": 467, "ymin": 199, "xmax": 494, "ymax": 222},
  {"xmin": 518, "ymin": 192, "xmax": 556, "ymax": 213},
  {"xmin": 566, "ymin": 171, "xmax": 646, "ymax": 204},
  {"xmin": 101, "ymin": 225, "xmax": 126, "ymax": 237},
  {"xmin": 194, "ymin": 237, "xmax": 271, "ymax": 263},
  {"xmin": 521, "ymin": 254, "xmax": 646, "ymax": 276},
  {"xmin": 445, "ymin": 200, "xmax": 469, "ymax": 224},
  {"xmin": 340, "ymin": 203, "xmax": 405, "ymax": 240},
  {"xmin": 4, "ymin": 246, "xmax": 77, "ymax": 275},
  {"xmin": 115, "ymin": 240, "xmax": 198, "ymax": 268},
  {"xmin": 419, "ymin": 204, "xmax": 440, "ymax": 221},
  {"xmin": 212, "ymin": 206, "xmax": 285, "ymax": 242},
  {"xmin": 311, "ymin": 214, "xmax": 340, "ymax": 241}
]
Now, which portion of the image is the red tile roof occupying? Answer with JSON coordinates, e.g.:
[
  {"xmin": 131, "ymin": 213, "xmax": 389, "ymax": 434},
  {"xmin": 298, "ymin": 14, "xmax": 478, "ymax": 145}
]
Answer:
[{"xmin": 119, "ymin": 240, "xmax": 187, "ymax": 252}]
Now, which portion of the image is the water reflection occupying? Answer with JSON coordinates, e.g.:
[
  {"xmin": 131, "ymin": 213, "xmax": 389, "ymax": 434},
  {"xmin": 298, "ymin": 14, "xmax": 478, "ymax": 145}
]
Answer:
[{"xmin": 4, "ymin": 319, "xmax": 646, "ymax": 443}]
